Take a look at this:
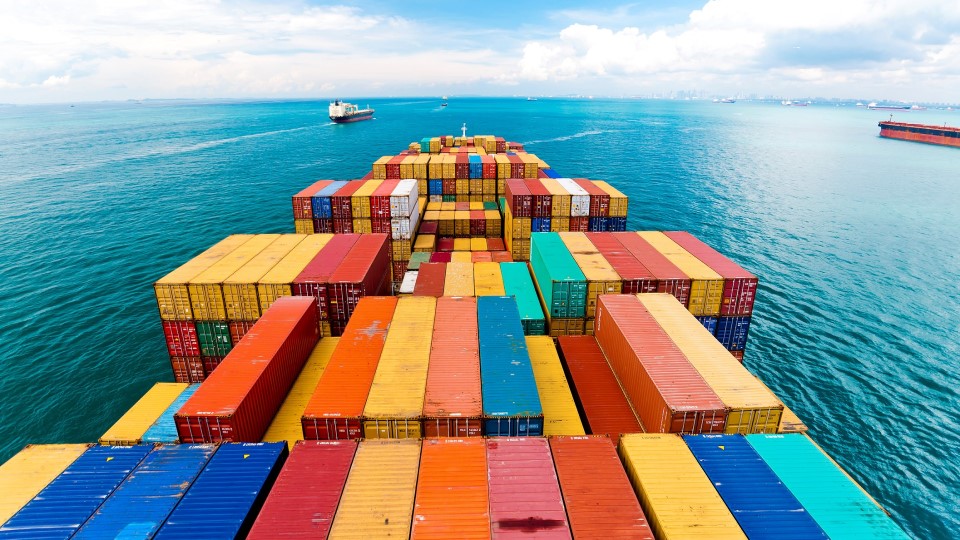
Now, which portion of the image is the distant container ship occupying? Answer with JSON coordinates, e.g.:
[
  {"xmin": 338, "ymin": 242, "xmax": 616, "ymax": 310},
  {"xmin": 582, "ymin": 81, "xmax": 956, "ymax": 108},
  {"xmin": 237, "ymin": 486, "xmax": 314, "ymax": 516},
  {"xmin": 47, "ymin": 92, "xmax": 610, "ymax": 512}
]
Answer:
[
  {"xmin": 328, "ymin": 100, "xmax": 374, "ymax": 123},
  {"xmin": 878, "ymin": 121, "xmax": 960, "ymax": 148}
]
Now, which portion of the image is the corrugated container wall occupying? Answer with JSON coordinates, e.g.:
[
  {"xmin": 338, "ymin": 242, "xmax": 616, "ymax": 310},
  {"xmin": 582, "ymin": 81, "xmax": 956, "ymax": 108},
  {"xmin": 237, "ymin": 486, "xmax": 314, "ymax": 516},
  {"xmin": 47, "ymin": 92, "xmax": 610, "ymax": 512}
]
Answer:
[
  {"xmin": 223, "ymin": 234, "xmax": 306, "ymax": 322},
  {"xmin": 0, "ymin": 444, "xmax": 89, "ymax": 527},
  {"xmin": 155, "ymin": 235, "xmax": 253, "ymax": 321},
  {"xmin": 663, "ymin": 231, "xmax": 758, "ymax": 316},
  {"xmin": 412, "ymin": 439, "xmax": 490, "ymax": 539},
  {"xmin": 530, "ymin": 233, "xmax": 587, "ymax": 318},
  {"xmin": 422, "ymin": 297, "xmax": 482, "ymax": 437},
  {"xmin": 637, "ymin": 231, "xmax": 723, "ymax": 317},
  {"xmin": 499, "ymin": 262, "xmax": 546, "ymax": 335},
  {"xmin": 142, "ymin": 384, "xmax": 200, "ymax": 443},
  {"xmin": 526, "ymin": 336, "xmax": 585, "ymax": 436},
  {"xmin": 99, "ymin": 383, "xmax": 188, "ymax": 445},
  {"xmin": 189, "ymin": 234, "xmax": 279, "ymax": 321},
  {"xmin": 262, "ymin": 337, "xmax": 339, "ymax": 447},
  {"xmin": 256, "ymin": 234, "xmax": 333, "ymax": 313}
]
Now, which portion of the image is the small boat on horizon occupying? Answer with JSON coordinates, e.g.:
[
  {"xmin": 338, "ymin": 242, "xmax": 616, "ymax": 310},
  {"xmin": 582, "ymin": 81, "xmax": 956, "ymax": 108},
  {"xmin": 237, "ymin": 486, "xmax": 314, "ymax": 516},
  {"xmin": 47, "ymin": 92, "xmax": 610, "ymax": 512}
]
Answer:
[
  {"xmin": 329, "ymin": 100, "xmax": 374, "ymax": 123},
  {"xmin": 713, "ymin": 98, "xmax": 736, "ymax": 104},
  {"xmin": 867, "ymin": 102, "xmax": 911, "ymax": 111}
]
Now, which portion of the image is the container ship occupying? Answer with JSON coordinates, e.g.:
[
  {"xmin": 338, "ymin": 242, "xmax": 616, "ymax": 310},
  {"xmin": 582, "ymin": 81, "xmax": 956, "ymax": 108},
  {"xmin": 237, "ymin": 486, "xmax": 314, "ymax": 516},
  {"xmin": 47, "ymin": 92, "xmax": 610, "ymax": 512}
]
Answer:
[
  {"xmin": 328, "ymin": 100, "xmax": 374, "ymax": 123},
  {"xmin": 0, "ymin": 133, "xmax": 911, "ymax": 539},
  {"xmin": 879, "ymin": 120, "xmax": 960, "ymax": 148}
]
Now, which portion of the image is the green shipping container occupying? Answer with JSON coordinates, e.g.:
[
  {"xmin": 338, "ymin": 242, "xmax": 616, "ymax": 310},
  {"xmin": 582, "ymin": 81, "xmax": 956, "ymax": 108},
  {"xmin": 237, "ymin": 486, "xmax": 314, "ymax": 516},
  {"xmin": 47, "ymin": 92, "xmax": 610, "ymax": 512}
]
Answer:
[
  {"xmin": 530, "ymin": 233, "xmax": 587, "ymax": 318},
  {"xmin": 442, "ymin": 195, "xmax": 456, "ymax": 202},
  {"xmin": 483, "ymin": 201, "xmax": 499, "ymax": 211},
  {"xmin": 407, "ymin": 252, "xmax": 431, "ymax": 271},
  {"xmin": 746, "ymin": 434, "xmax": 910, "ymax": 540},
  {"xmin": 195, "ymin": 321, "xmax": 232, "ymax": 357},
  {"xmin": 500, "ymin": 262, "xmax": 547, "ymax": 335}
]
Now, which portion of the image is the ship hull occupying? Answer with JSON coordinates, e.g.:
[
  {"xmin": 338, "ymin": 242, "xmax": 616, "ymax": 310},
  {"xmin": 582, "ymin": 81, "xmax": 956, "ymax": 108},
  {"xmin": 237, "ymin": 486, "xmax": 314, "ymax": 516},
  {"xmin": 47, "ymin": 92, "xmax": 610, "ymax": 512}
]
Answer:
[
  {"xmin": 330, "ymin": 113, "xmax": 374, "ymax": 124},
  {"xmin": 879, "ymin": 121, "xmax": 960, "ymax": 148}
]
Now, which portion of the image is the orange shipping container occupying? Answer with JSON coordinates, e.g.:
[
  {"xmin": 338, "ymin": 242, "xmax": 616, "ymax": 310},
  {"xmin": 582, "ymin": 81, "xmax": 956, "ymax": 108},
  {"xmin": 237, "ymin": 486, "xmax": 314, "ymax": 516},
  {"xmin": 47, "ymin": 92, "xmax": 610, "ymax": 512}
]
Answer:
[
  {"xmin": 412, "ymin": 438, "xmax": 490, "ymax": 539},
  {"xmin": 422, "ymin": 297, "xmax": 482, "ymax": 437},
  {"xmin": 301, "ymin": 297, "xmax": 398, "ymax": 440}
]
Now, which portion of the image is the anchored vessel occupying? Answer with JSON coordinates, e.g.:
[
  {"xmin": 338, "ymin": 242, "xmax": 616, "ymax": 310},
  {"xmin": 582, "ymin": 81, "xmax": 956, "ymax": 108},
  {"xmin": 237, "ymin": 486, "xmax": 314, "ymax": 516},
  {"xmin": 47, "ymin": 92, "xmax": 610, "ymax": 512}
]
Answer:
[
  {"xmin": 328, "ymin": 100, "xmax": 374, "ymax": 123},
  {"xmin": 879, "ymin": 120, "xmax": 960, "ymax": 148}
]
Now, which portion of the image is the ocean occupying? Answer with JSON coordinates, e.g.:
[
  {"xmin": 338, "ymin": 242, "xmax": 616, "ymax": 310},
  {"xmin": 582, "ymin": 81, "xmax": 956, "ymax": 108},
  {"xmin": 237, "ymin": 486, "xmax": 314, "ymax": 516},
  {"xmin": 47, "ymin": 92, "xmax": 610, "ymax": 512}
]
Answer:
[{"xmin": 1, "ymin": 97, "xmax": 957, "ymax": 538}]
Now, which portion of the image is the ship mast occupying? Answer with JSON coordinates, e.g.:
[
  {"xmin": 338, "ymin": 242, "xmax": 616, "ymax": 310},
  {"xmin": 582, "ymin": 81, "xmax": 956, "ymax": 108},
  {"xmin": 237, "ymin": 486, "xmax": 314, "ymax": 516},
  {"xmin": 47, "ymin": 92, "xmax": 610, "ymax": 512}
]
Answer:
[{"xmin": 461, "ymin": 123, "xmax": 468, "ymax": 138}]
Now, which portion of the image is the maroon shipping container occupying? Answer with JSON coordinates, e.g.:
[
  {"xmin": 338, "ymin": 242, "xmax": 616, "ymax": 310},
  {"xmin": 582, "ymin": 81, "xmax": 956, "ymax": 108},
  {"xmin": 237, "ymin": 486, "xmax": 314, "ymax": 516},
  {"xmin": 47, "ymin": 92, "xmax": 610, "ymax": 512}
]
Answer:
[
  {"xmin": 613, "ymin": 232, "xmax": 691, "ymax": 306},
  {"xmin": 481, "ymin": 155, "xmax": 497, "ymax": 178},
  {"xmin": 163, "ymin": 320, "xmax": 200, "ymax": 357},
  {"xmin": 175, "ymin": 296, "xmax": 320, "ymax": 442},
  {"xmin": 487, "ymin": 238, "xmax": 506, "ymax": 252},
  {"xmin": 470, "ymin": 210, "xmax": 486, "ymax": 236},
  {"xmin": 171, "ymin": 356, "xmax": 205, "ymax": 383},
  {"xmin": 228, "ymin": 321, "xmax": 256, "ymax": 345},
  {"xmin": 508, "ymin": 154, "xmax": 525, "ymax": 178},
  {"xmin": 525, "ymin": 179, "xmax": 553, "ymax": 218},
  {"xmin": 436, "ymin": 237, "xmax": 455, "ymax": 252},
  {"xmin": 538, "ymin": 169, "xmax": 549, "ymax": 178},
  {"xmin": 594, "ymin": 295, "xmax": 726, "ymax": 434},
  {"xmin": 292, "ymin": 234, "xmax": 360, "ymax": 320},
  {"xmin": 572, "ymin": 179, "xmax": 610, "ymax": 217},
  {"xmin": 313, "ymin": 218, "xmax": 334, "ymax": 233},
  {"xmin": 332, "ymin": 218, "xmax": 353, "ymax": 234},
  {"xmin": 331, "ymin": 181, "xmax": 363, "ymax": 219},
  {"xmin": 730, "ymin": 350, "xmax": 745, "ymax": 363},
  {"xmin": 429, "ymin": 252, "xmax": 452, "ymax": 263},
  {"xmin": 371, "ymin": 179, "xmax": 400, "ymax": 219},
  {"xmin": 386, "ymin": 155, "xmax": 404, "ymax": 179},
  {"xmin": 663, "ymin": 231, "xmax": 759, "ymax": 316},
  {"xmin": 495, "ymin": 137, "xmax": 506, "ymax": 153},
  {"xmin": 586, "ymin": 233, "xmax": 659, "ymax": 294},
  {"xmin": 391, "ymin": 260, "xmax": 407, "ymax": 281},
  {"xmin": 442, "ymin": 178, "xmax": 457, "ymax": 194},
  {"xmin": 505, "ymin": 179, "xmax": 532, "ymax": 217},
  {"xmin": 549, "ymin": 436, "xmax": 654, "ymax": 539},
  {"xmin": 455, "ymin": 154, "xmax": 470, "ymax": 179},
  {"xmin": 420, "ymin": 221, "xmax": 438, "ymax": 235},
  {"xmin": 360, "ymin": 171, "xmax": 374, "ymax": 181},
  {"xmin": 371, "ymin": 217, "xmax": 392, "ymax": 235},
  {"xmin": 201, "ymin": 355, "xmax": 225, "ymax": 375},
  {"xmin": 247, "ymin": 440, "xmax": 358, "ymax": 539},
  {"xmin": 557, "ymin": 336, "xmax": 642, "ymax": 445},
  {"xmin": 570, "ymin": 216, "xmax": 590, "ymax": 232},
  {"xmin": 292, "ymin": 179, "xmax": 331, "ymax": 220},
  {"xmin": 414, "ymin": 263, "xmax": 447, "ymax": 297},
  {"xmin": 326, "ymin": 234, "xmax": 391, "ymax": 322},
  {"xmin": 487, "ymin": 438, "xmax": 571, "ymax": 538},
  {"xmin": 491, "ymin": 251, "xmax": 512, "ymax": 262}
]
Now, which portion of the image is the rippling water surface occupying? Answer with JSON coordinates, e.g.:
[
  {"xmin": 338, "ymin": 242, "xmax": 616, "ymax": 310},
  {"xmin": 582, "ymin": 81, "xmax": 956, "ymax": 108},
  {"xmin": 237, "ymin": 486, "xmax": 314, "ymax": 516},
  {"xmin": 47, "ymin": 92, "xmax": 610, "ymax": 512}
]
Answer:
[{"xmin": 1, "ymin": 98, "xmax": 958, "ymax": 538}]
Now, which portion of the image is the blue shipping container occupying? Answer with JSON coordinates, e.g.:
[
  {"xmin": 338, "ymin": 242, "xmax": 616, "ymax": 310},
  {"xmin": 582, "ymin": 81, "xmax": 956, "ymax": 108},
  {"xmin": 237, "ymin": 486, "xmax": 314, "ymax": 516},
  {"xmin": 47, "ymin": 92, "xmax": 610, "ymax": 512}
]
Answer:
[
  {"xmin": 0, "ymin": 445, "xmax": 154, "ymax": 540},
  {"xmin": 155, "ymin": 442, "xmax": 288, "ymax": 539},
  {"xmin": 531, "ymin": 217, "xmax": 552, "ymax": 233},
  {"xmin": 311, "ymin": 180, "xmax": 348, "ymax": 219},
  {"xmin": 695, "ymin": 316, "xmax": 718, "ymax": 335},
  {"xmin": 142, "ymin": 384, "xmax": 200, "ymax": 444},
  {"xmin": 478, "ymin": 296, "xmax": 544, "ymax": 436},
  {"xmin": 428, "ymin": 179, "xmax": 443, "ymax": 196},
  {"xmin": 73, "ymin": 444, "xmax": 216, "ymax": 539},
  {"xmin": 610, "ymin": 217, "xmax": 627, "ymax": 231},
  {"xmin": 543, "ymin": 168, "xmax": 561, "ymax": 179},
  {"xmin": 468, "ymin": 154, "xmax": 483, "ymax": 179},
  {"xmin": 716, "ymin": 316, "xmax": 751, "ymax": 351},
  {"xmin": 684, "ymin": 435, "xmax": 827, "ymax": 539},
  {"xmin": 589, "ymin": 217, "xmax": 610, "ymax": 231}
]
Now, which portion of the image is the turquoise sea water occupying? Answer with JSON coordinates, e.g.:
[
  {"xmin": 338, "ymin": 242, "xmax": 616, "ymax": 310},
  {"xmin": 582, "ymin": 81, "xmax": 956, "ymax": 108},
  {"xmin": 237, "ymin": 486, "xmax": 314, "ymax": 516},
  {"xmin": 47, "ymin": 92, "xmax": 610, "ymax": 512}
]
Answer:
[{"xmin": 0, "ymin": 98, "xmax": 957, "ymax": 538}]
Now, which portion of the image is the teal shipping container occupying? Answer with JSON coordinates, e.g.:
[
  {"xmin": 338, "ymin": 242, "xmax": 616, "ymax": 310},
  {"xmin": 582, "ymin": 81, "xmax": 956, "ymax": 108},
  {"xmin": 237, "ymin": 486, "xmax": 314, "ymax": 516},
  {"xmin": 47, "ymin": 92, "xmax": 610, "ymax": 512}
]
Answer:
[
  {"xmin": 747, "ymin": 434, "xmax": 910, "ymax": 539},
  {"xmin": 530, "ymin": 233, "xmax": 587, "ymax": 318},
  {"xmin": 500, "ymin": 262, "xmax": 547, "ymax": 335},
  {"xmin": 142, "ymin": 384, "xmax": 200, "ymax": 443}
]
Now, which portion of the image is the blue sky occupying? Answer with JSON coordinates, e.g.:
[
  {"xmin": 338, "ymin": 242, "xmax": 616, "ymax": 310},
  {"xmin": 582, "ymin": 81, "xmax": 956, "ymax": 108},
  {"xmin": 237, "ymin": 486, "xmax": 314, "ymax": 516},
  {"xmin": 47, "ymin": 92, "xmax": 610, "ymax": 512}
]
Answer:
[{"xmin": 1, "ymin": 1, "xmax": 958, "ymax": 103}]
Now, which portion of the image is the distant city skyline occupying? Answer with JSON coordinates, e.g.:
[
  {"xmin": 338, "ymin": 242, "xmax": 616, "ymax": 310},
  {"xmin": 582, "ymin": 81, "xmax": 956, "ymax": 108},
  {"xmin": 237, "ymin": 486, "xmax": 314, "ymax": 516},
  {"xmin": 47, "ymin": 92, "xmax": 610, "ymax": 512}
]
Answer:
[{"xmin": 1, "ymin": 0, "xmax": 958, "ymax": 104}]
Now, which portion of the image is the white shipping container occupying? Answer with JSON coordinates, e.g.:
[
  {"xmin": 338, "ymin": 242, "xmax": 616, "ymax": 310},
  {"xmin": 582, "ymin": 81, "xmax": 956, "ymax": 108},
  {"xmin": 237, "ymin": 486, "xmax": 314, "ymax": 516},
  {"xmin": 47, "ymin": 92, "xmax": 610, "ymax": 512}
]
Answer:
[
  {"xmin": 556, "ymin": 178, "xmax": 591, "ymax": 217},
  {"xmin": 391, "ymin": 179, "xmax": 419, "ymax": 217},
  {"xmin": 391, "ymin": 212, "xmax": 420, "ymax": 240},
  {"xmin": 399, "ymin": 271, "xmax": 418, "ymax": 294}
]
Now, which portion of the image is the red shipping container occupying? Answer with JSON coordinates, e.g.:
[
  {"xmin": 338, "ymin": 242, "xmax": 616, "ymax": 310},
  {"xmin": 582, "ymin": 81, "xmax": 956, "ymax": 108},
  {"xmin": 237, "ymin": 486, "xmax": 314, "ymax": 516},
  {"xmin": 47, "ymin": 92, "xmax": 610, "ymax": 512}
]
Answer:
[
  {"xmin": 730, "ymin": 350, "xmax": 745, "ymax": 363},
  {"xmin": 360, "ymin": 171, "xmax": 374, "ymax": 181},
  {"xmin": 504, "ymin": 179, "xmax": 532, "ymax": 217},
  {"xmin": 487, "ymin": 238, "xmax": 506, "ymax": 251},
  {"xmin": 331, "ymin": 181, "xmax": 363, "ymax": 219},
  {"xmin": 332, "ymin": 218, "xmax": 353, "ymax": 234},
  {"xmin": 429, "ymin": 252, "xmax": 452, "ymax": 263},
  {"xmin": 481, "ymin": 155, "xmax": 497, "ymax": 178},
  {"xmin": 326, "ymin": 234, "xmax": 391, "ymax": 322},
  {"xmin": 201, "ymin": 355, "xmax": 225, "ymax": 375},
  {"xmin": 302, "ymin": 297, "xmax": 397, "ymax": 439},
  {"xmin": 371, "ymin": 217, "xmax": 392, "ymax": 235},
  {"xmin": 663, "ymin": 231, "xmax": 759, "ymax": 316},
  {"xmin": 414, "ymin": 263, "xmax": 446, "ymax": 297},
  {"xmin": 613, "ymin": 233, "xmax": 691, "ymax": 305},
  {"xmin": 370, "ymin": 179, "xmax": 400, "ymax": 219},
  {"xmin": 508, "ymin": 154, "xmax": 525, "ymax": 178},
  {"xmin": 175, "ymin": 296, "xmax": 320, "ymax": 442},
  {"xmin": 550, "ymin": 436, "xmax": 654, "ymax": 539},
  {"xmin": 436, "ymin": 237, "xmax": 455, "ymax": 252},
  {"xmin": 472, "ymin": 252, "xmax": 493, "ymax": 263},
  {"xmin": 391, "ymin": 260, "xmax": 407, "ymax": 281},
  {"xmin": 537, "ymin": 169, "xmax": 548, "ymax": 178},
  {"xmin": 469, "ymin": 210, "xmax": 486, "ymax": 236},
  {"xmin": 573, "ymin": 178, "xmax": 610, "ymax": 217},
  {"xmin": 163, "ymin": 320, "xmax": 200, "ymax": 357},
  {"xmin": 586, "ymin": 232, "xmax": 659, "ymax": 294},
  {"xmin": 423, "ymin": 297, "xmax": 482, "ymax": 437},
  {"xmin": 228, "ymin": 321, "xmax": 256, "ymax": 345},
  {"xmin": 455, "ymin": 202, "xmax": 470, "ymax": 211},
  {"xmin": 487, "ymin": 438, "xmax": 571, "ymax": 538},
  {"xmin": 495, "ymin": 137, "xmax": 506, "ymax": 153},
  {"xmin": 171, "ymin": 356, "xmax": 205, "ymax": 383},
  {"xmin": 455, "ymin": 154, "xmax": 470, "ymax": 179},
  {"xmin": 292, "ymin": 179, "xmax": 331, "ymax": 220},
  {"xmin": 292, "ymin": 234, "xmax": 360, "ymax": 320},
  {"xmin": 386, "ymin": 155, "xmax": 404, "ymax": 179},
  {"xmin": 569, "ymin": 216, "xmax": 590, "ymax": 232},
  {"xmin": 313, "ymin": 218, "xmax": 334, "ymax": 233},
  {"xmin": 557, "ymin": 336, "xmax": 642, "ymax": 445},
  {"xmin": 419, "ymin": 221, "xmax": 438, "ymax": 235},
  {"xmin": 247, "ymin": 440, "xmax": 358, "ymax": 539},
  {"xmin": 491, "ymin": 251, "xmax": 512, "ymax": 262},
  {"xmin": 525, "ymin": 179, "xmax": 552, "ymax": 218},
  {"xmin": 442, "ymin": 178, "xmax": 457, "ymax": 194},
  {"xmin": 594, "ymin": 295, "xmax": 726, "ymax": 434}
]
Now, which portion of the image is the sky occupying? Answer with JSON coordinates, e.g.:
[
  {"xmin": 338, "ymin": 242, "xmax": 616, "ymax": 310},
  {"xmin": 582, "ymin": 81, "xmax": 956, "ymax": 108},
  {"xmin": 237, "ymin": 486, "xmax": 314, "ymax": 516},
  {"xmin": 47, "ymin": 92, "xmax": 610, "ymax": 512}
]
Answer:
[{"xmin": 1, "ymin": 0, "xmax": 959, "ymax": 103}]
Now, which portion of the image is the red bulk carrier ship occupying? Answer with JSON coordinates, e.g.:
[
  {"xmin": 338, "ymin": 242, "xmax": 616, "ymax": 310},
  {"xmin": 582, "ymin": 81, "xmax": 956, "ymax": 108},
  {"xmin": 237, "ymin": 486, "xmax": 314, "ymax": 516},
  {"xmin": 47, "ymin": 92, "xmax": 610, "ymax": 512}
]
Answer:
[{"xmin": 878, "ymin": 120, "xmax": 960, "ymax": 148}]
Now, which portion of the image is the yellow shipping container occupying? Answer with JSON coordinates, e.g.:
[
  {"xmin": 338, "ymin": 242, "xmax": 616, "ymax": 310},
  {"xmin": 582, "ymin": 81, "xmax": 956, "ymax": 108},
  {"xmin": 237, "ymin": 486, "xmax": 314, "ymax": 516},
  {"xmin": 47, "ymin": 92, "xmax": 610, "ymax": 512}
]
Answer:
[
  {"xmin": 456, "ymin": 179, "xmax": 470, "ymax": 195},
  {"xmin": 428, "ymin": 155, "xmax": 443, "ymax": 177},
  {"xmin": 155, "ymin": 235, "xmax": 253, "ymax": 321},
  {"xmin": 512, "ymin": 217, "xmax": 532, "ymax": 239},
  {"xmin": 414, "ymin": 234, "xmax": 436, "ymax": 252},
  {"xmin": 372, "ymin": 156, "xmax": 391, "ymax": 180},
  {"xmin": 497, "ymin": 178, "xmax": 505, "ymax": 194},
  {"xmin": 400, "ymin": 155, "xmax": 417, "ymax": 179},
  {"xmin": 430, "ymin": 137, "xmax": 441, "ymax": 153},
  {"xmin": 494, "ymin": 154, "xmax": 511, "ymax": 179},
  {"xmin": 540, "ymin": 178, "xmax": 571, "ymax": 217},
  {"xmin": 484, "ymin": 210, "xmax": 502, "ymax": 237},
  {"xmin": 414, "ymin": 154, "xmax": 430, "ymax": 179},
  {"xmin": 426, "ymin": 202, "xmax": 442, "ymax": 212},
  {"xmin": 619, "ymin": 434, "xmax": 746, "ymax": 540},
  {"xmin": 551, "ymin": 217, "xmax": 570, "ymax": 232},
  {"xmin": 451, "ymin": 252, "xmax": 473, "ymax": 264},
  {"xmin": 224, "ymin": 235, "xmax": 306, "ymax": 321},
  {"xmin": 293, "ymin": 219, "xmax": 313, "ymax": 234},
  {"xmin": 263, "ymin": 338, "xmax": 339, "ymax": 448},
  {"xmin": 351, "ymin": 179, "xmax": 381, "ymax": 219},
  {"xmin": 469, "ymin": 201, "xmax": 484, "ymax": 211},
  {"xmin": 440, "ymin": 202, "xmax": 456, "ymax": 211},
  {"xmin": 454, "ymin": 210, "xmax": 470, "ymax": 236},
  {"xmin": 443, "ymin": 262, "xmax": 474, "ymax": 296},
  {"xmin": 470, "ymin": 238, "xmax": 487, "ymax": 251},
  {"xmin": 517, "ymin": 152, "xmax": 539, "ymax": 178},
  {"xmin": 778, "ymin": 405, "xmax": 809, "ymax": 433},
  {"xmin": 257, "ymin": 234, "xmax": 333, "ymax": 313},
  {"xmin": 439, "ymin": 211, "xmax": 455, "ymax": 236},
  {"xmin": 470, "ymin": 179, "xmax": 483, "ymax": 194},
  {"xmin": 548, "ymin": 318, "xmax": 585, "ymax": 337},
  {"xmin": 353, "ymin": 218, "xmax": 372, "ymax": 234},
  {"xmin": 329, "ymin": 439, "xmax": 421, "ymax": 539},
  {"xmin": 362, "ymin": 297, "xmax": 436, "ymax": 438},
  {"xmin": 189, "ymin": 234, "xmax": 278, "ymax": 321},
  {"xmin": 392, "ymin": 239, "xmax": 412, "ymax": 262},
  {"xmin": 469, "ymin": 194, "xmax": 484, "ymax": 203},
  {"xmin": 559, "ymin": 232, "xmax": 623, "ymax": 318},
  {"xmin": 482, "ymin": 178, "xmax": 496, "ymax": 195},
  {"xmin": 638, "ymin": 293, "xmax": 783, "ymax": 434},
  {"xmin": 442, "ymin": 154, "xmax": 456, "ymax": 179},
  {"xmin": 0, "ymin": 444, "xmax": 90, "ymax": 525},
  {"xmin": 638, "ymin": 231, "xmax": 724, "ymax": 317},
  {"xmin": 453, "ymin": 238, "xmax": 472, "ymax": 251},
  {"xmin": 99, "ymin": 383, "xmax": 189, "ymax": 445},
  {"xmin": 526, "ymin": 336, "xmax": 585, "ymax": 436},
  {"xmin": 473, "ymin": 262, "xmax": 505, "ymax": 296},
  {"xmin": 594, "ymin": 180, "xmax": 628, "ymax": 217},
  {"xmin": 456, "ymin": 194, "xmax": 470, "ymax": 203}
]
